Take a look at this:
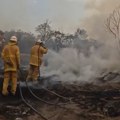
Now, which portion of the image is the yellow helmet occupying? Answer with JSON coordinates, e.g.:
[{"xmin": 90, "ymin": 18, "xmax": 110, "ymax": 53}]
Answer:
[{"xmin": 10, "ymin": 36, "xmax": 17, "ymax": 42}]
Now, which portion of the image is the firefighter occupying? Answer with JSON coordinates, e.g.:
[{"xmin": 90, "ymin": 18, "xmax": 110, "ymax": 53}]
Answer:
[
  {"xmin": 26, "ymin": 39, "xmax": 48, "ymax": 82},
  {"xmin": 2, "ymin": 36, "xmax": 20, "ymax": 96}
]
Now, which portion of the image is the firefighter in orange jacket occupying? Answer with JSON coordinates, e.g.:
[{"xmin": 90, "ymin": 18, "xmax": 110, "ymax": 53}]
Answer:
[
  {"xmin": 27, "ymin": 39, "xmax": 48, "ymax": 82},
  {"xmin": 2, "ymin": 36, "xmax": 20, "ymax": 96}
]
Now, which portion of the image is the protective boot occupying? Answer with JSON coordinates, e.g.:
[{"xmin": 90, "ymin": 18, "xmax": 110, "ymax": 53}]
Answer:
[
  {"xmin": 10, "ymin": 72, "xmax": 17, "ymax": 96},
  {"xmin": 2, "ymin": 77, "xmax": 9, "ymax": 96}
]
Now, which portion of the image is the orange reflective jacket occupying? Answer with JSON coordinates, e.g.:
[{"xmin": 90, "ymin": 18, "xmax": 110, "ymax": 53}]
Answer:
[
  {"xmin": 29, "ymin": 44, "xmax": 48, "ymax": 66},
  {"xmin": 2, "ymin": 42, "xmax": 20, "ymax": 72}
]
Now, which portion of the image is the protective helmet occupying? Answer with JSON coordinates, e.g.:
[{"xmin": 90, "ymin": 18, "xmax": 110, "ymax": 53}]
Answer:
[
  {"xmin": 10, "ymin": 36, "xmax": 17, "ymax": 42},
  {"xmin": 36, "ymin": 39, "xmax": 43, "ymax": 43}
]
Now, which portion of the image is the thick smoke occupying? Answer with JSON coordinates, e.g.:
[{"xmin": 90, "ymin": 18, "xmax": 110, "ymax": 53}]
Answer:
[{"xmin": 41, "ymin": 44, "xmax": 120, "ymax": 84}]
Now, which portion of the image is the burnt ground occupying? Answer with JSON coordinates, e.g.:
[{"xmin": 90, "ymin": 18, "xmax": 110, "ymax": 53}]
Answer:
[{"xmin": 1, "ymin": 72, "xmax": 120, "ymax": 120}]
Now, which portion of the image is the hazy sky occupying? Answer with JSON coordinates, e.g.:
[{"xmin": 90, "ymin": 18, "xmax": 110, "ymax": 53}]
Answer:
[
  {"xmin": 0, "ymin": 0, "xmax": 86, "ymax": 33},
  {"xmin": 0, "ymin": 0, "xmax": 119, "ymax": 36}
]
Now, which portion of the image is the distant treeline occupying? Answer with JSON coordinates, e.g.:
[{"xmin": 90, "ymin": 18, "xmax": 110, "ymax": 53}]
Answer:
[{"xmin": 3, "ymin": 22, "xmax": 102, "ymax": 55}]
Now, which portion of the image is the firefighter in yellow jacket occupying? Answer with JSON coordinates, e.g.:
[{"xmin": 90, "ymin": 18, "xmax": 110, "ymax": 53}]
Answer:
[
  {"xmin": 2, "ymin": 36, "xmax": 20, "ymax": 96},
  {"xmin": 27, "ymin": 39, "xmax": 48, "ymax": 82}
]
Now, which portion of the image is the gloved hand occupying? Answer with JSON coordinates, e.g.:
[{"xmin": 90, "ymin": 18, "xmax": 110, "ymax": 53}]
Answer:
[
  {"xmin": 6, "ymin": 61, "xmax": 13, "ymax": 67},
  {"xmin": 41, "ymin": 43, "xmax": 47, "ymax": 49}
]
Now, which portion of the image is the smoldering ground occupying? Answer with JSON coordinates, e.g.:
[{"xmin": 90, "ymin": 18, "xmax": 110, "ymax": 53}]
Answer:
[{"xmin": 41, "ymin": 42, "xmax": 120, "ymax": 84}]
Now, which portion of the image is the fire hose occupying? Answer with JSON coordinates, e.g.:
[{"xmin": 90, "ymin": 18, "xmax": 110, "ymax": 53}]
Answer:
[
  {"xmin": 25, "ymin": 80, "xmax": 71, "ymax": 109},
  {"xmin": 37, "ymin": 44, "xmax": 71, "ymax": 102},
  {"xmin": 18, "ymin": 43, "xmax": 72, "ymax": 112},
  {"xmin": 18, "ymin": 68, "xmax": 71, "ymax": 109},
  {"xmin": 18, "ymin": 70, "xmax": 69, "ymax": 120},
  {"xmin": 17, "ymin": 39, "xmax": 69, "ymax": 119},
  {"xmin": 42, "ymin": 87, "xmax": 72, "ymax": 101},
  {"xmin": 25, "ymin": 79, "xmax": 58, "ymax": 105},
  {"xmin": 18, "ymin": 74, "xmax": 48, "ymax": 120}
]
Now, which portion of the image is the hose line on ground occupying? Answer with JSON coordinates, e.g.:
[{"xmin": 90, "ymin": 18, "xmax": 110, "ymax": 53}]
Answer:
[{"xmin": 18, "ymin": 76, "xmax": 48, "ymax": 120}]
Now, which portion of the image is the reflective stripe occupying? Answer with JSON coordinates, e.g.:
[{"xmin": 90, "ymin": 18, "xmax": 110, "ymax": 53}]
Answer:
[{"xmin": 4, "ymin": 68, "xmax": 17, "ymax": 72}]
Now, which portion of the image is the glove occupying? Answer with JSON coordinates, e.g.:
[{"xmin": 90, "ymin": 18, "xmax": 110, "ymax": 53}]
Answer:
[
  {"xmin": 6, "ymin": 60, "xmax": 13, "ymax": 67},
  {"xmin": 41, "ymin": 43, "xmax": 47, "ymax": 49}
]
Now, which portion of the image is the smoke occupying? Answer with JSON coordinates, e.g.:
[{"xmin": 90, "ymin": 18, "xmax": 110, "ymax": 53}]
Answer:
[
  {"xmin": 81, "ymin": 0, "xmax": 120, "ymax": 41},
  {"xmin": 41, "ymin": 45, "xmax": 120, "ymax": 84}
]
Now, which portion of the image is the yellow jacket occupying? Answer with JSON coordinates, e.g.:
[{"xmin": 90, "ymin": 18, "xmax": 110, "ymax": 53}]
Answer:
[
  {"xmin": 2, "ymin": 42, "xmax": 20, "ymax": 72},
  {"xmin": 30, "ymin": 44, "xmax": 48, "ymax": 66}
]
